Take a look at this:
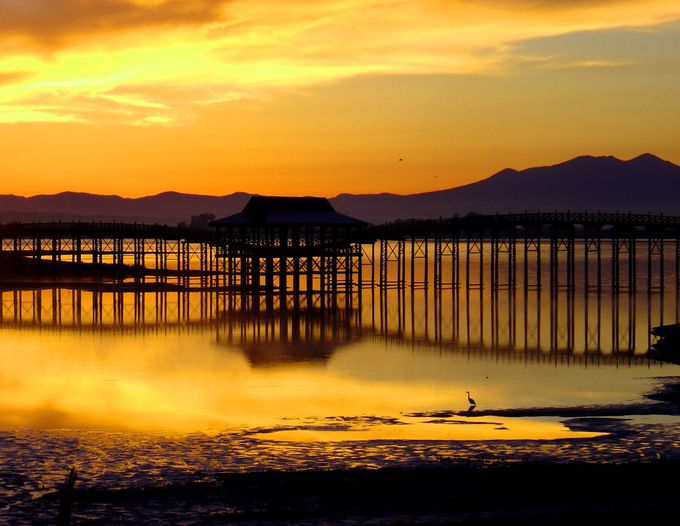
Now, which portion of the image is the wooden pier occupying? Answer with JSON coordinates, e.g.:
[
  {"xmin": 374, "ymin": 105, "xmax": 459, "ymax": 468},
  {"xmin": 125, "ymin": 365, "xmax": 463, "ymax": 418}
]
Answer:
[
  {"xmin": 365, "ymin": 211, "xmax": 680, "ymax": 294},
  {"xmin": 0, "ymin": 222, "xmax": 216, "ymax": 288},
  {"xmin": 2, "ymin": 211, "xmax": 680, "ymax": 295}
]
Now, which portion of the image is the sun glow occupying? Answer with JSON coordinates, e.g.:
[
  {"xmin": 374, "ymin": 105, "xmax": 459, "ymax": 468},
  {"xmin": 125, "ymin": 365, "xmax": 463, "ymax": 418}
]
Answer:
[{"xmin": 1, "ymin": 0, "xmax": 680, "ymax": 195}]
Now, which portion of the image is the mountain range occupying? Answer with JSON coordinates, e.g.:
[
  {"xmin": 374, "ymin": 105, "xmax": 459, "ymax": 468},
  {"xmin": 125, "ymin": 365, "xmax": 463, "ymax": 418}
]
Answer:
[{"xmin": 1, "ymin": 154, "xmax": 679, "ymax": 225}]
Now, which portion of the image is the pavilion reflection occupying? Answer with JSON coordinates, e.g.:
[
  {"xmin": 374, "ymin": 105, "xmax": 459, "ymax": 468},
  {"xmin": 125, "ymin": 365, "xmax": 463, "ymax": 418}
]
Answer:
[{"xmin": 215, "ymin": 294, "xmax": 362, "ymax": 366}]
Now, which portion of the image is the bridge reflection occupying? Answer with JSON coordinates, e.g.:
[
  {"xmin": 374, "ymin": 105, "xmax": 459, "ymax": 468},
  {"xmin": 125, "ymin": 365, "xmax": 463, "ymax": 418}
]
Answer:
[{"xmin": 0, "ymin": 285, "xmax": 671, "ymax": 366}]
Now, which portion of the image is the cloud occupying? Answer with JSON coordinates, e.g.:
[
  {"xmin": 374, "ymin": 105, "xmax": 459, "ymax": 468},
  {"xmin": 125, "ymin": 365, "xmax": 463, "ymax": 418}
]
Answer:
[
  {"xmin": 505, "ymin": 20, "xmax": 680, "ymax": 73},
  {"xmin": 1, "ymin": 0, "xmax": 680, "ymax": 125},
  {"xmin": 0, "ymin": 105, "xmax": 86, "ymax": 124},
  {"xmin": 0, "ymin": 89, "xmax": 185, "ymax": 126},
  {"xmin": 537, "ymin": 59, "xmax": 637, "ymax": 70},
  {"xmin": 469, "ymin": 0, "xmax": 632, "ymax": 7},
  {"xmin": 0, "ymin": 0, "xmax": 229, "ymax": 47},
  {"xmin": 0, "ymin": 70, "xmax": 33, "ymax": 85}
]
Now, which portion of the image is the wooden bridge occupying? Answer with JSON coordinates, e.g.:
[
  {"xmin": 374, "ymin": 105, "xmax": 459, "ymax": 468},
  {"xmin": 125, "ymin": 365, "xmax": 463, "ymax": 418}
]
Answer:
[
  {"xmin": 371, "ymin": 211, "xmax": 680, "ymax": 235},
  {"xmin": 366, "ymin": 211, "xmax": 680, "ymax": 293},
  {"xmin": 0, "ymin": 221, "xmax": 216, "ymax": 288},
  {"xmin": 2, "ymin": 211, "xmax": 680, "ymax": 293}
]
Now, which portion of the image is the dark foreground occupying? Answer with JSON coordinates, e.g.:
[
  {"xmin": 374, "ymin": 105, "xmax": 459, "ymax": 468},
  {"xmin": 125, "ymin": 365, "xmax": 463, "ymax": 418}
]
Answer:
[{"xmin": 39, "ymin": 462, "xmax": 680, "ymax": 525}]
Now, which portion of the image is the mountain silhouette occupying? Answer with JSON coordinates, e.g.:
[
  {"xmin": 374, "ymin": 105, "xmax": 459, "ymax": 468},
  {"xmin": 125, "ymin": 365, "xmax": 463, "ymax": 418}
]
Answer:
[
  {"xmin": 0, "ymin": 191, "xmax": 251, "ymax": 225},
  {"xmin": 1, "ymin": 154, "xmax": 679, "ymax": 225},
  {"xmin": 332, "ymin": 153, "xmax": 680, "ymax": 223}
]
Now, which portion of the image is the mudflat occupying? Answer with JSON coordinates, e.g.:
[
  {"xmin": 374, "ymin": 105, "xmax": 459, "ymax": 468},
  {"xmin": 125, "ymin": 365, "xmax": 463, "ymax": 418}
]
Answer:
[{"xmin": 38, "ymin": 462, "xmax": 680, "ymax": 524}]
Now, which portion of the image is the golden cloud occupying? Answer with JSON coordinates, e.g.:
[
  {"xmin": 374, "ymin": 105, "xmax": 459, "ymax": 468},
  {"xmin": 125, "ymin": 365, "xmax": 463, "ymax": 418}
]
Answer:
[
  {"xmin": 0, "ymin": 0, "xmax": 679, "ymax": 125},
  {"xmin": 0, "ymin": 0, "xmax": 230, "ymax": 47},
  {"xmin": 0, "ymin": 70, "xmax": 33, "ymax": 85}
]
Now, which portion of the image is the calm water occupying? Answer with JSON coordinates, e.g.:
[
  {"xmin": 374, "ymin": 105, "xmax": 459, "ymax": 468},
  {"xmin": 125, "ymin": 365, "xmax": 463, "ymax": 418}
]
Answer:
[{"xmin": 3, "ymin": 242, "xmax": 680, "ymax": 520}]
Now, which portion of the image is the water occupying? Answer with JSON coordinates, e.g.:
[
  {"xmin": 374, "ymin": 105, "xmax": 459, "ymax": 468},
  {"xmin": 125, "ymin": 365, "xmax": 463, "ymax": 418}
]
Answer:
[{"xmin": 3, "ymin": 242, "xmax": 680, "ymax": 521}]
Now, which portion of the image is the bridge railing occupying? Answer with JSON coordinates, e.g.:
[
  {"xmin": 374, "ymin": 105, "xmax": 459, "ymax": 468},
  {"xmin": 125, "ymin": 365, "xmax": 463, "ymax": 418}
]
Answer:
[
  {"xmin": 367, "ymin": 211, "xmax": 680, "ymax": 239},
  {"xmin": 0, "ymin": 221, "xmax": 217, "ymax": 242}
]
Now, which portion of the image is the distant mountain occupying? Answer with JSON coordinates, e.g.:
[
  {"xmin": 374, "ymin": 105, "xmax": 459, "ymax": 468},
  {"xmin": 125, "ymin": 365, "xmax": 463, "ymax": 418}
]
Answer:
[
  {"xmin": 331, "ymin": 154, "xmax": 680, "ymax": 223},
  {"xmin": 0, "ymin": 191, "xmax": 252, "ymax": 225},
  {"xmin": 1, "ymin": 154, "xmax": 679, "ymax": 225}
]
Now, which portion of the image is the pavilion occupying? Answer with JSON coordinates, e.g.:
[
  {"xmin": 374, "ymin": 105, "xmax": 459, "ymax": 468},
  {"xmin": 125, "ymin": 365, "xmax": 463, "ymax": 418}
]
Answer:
[{"xmin": 211, "ymin": 196, "xmax": 367, "ymax": 294}]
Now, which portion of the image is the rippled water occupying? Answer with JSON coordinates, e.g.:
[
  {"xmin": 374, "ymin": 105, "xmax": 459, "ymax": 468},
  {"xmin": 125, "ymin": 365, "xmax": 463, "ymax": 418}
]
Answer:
[{"xmin": 3, "ymin": 243, "xmax": 680, "ymax": 521}]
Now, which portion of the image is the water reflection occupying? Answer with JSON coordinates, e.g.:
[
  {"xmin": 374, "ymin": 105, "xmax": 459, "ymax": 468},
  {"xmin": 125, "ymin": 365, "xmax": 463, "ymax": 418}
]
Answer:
[
  {"xmin": 0, "ymin": 285, "xmax": 673, "ymax": 364},
  {"xmin": 1, "ymin": 285, "xmax": 680, "ymax": 521},
  {"xmin": 3, "ymin": 244, "xmax": 680, "ymax": 522},
  {"xmin": 369, "ymin": 287, "xmax": 658, "ymax": 359},
  {"xmin": 1, "ymin": 272, "xmax": 679, "ymax": 437},
  {"xmin": 216, "ymin": 307, "xmax": 361, "ymax": 367}
]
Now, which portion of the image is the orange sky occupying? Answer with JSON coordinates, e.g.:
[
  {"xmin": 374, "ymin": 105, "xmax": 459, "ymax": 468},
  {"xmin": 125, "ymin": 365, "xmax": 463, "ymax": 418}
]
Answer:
[{"xmin": 1, "ymin": 0, "xmax": 680, "ymax": 197}]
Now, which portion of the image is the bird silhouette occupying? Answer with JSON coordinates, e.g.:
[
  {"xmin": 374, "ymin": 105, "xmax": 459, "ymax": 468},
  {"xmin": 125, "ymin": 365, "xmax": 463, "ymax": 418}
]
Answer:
[{"xmin": 466, "ymin": 391, "xmax": 476, "ymax": 406}]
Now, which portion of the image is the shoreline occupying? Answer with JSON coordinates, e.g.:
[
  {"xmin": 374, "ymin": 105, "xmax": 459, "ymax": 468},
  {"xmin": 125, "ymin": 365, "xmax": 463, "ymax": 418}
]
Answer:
[
  {"xmin": 4, "ymin": 393, "xmax": 680, "ymax": 523},
  {"xmin": 34, "ymin": 461, "xmax": 680, "ymax": 524}
]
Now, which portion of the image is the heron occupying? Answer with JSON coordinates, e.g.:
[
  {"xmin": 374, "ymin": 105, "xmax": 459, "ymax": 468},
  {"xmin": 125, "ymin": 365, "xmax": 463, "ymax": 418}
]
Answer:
[{"xmin": 466, "ymin": 391, "xmax": 476, "ymax": 406}]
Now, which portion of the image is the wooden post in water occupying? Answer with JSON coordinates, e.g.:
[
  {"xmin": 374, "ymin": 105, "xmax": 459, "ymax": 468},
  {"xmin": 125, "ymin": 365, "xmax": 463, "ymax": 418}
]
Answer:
[
  {"xmin": 647, "ymin": 232, "xmax": 665, "ymax": 292},
  {"xmin": 549, "ymin": 228, "xmax": 558, "ymax": 293},
  {"xmin": 293, "ymin": 226, "xmax": 301, "ymax": 295},
  {"xmin": 56, "ymin": 466, "xmax": 77, "ymax": 526},
  {"xmin": 319, "ymin": 226, "xmax": 326, "ymax": 295},
  {"xmin": 676, "ymin": 237, "xmax": 680, "ymax": 294},
  {"xmin": 331, "ymin": 226, "xmax": 338, "ymax": 295},
  {"xmin": 410, "ymin": 237, "xmax": 428, "ymax": 289},
  {"xmin": 629, "ymin": 234, "xmax": 637, "ymax": 292}
]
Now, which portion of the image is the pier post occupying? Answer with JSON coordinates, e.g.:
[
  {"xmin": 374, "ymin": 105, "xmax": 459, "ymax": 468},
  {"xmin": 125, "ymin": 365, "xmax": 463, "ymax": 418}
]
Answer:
[{"xmin": 647, "ymin": 232, "xmax": 665, "ymax": 292}]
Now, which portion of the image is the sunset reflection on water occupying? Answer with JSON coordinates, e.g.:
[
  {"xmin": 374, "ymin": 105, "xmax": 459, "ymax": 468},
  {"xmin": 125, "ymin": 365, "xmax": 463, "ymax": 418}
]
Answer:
[
  {"xmin": 0, "ymin": 326, "xmax": 605, "ymax": 439},
  {"xmin": 0, "ymin": 282, "xmax": 677, "ymax": 442},
  {"xmin": 1, "ymin": 276, "xmax": 680, "ymax": 523}
]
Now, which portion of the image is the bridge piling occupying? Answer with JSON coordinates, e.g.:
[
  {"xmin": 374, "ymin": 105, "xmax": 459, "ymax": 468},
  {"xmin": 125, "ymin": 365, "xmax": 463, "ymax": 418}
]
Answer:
[{"xmin": 2, "ymin": 213, "xmax": 680, "ymax": 300}]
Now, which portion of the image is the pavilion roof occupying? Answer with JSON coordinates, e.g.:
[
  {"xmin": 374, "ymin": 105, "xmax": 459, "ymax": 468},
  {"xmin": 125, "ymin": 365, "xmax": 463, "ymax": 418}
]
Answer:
[{"xmin": 211, "ymin": 196, "xmax": 367, "ymax": 227}]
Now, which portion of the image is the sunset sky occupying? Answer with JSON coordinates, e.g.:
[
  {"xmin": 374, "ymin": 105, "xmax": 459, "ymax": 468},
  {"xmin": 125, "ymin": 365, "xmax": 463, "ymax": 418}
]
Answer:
[{"xmin": 1, "ymin": 0, "xmax": 680, "ymax": 197}]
